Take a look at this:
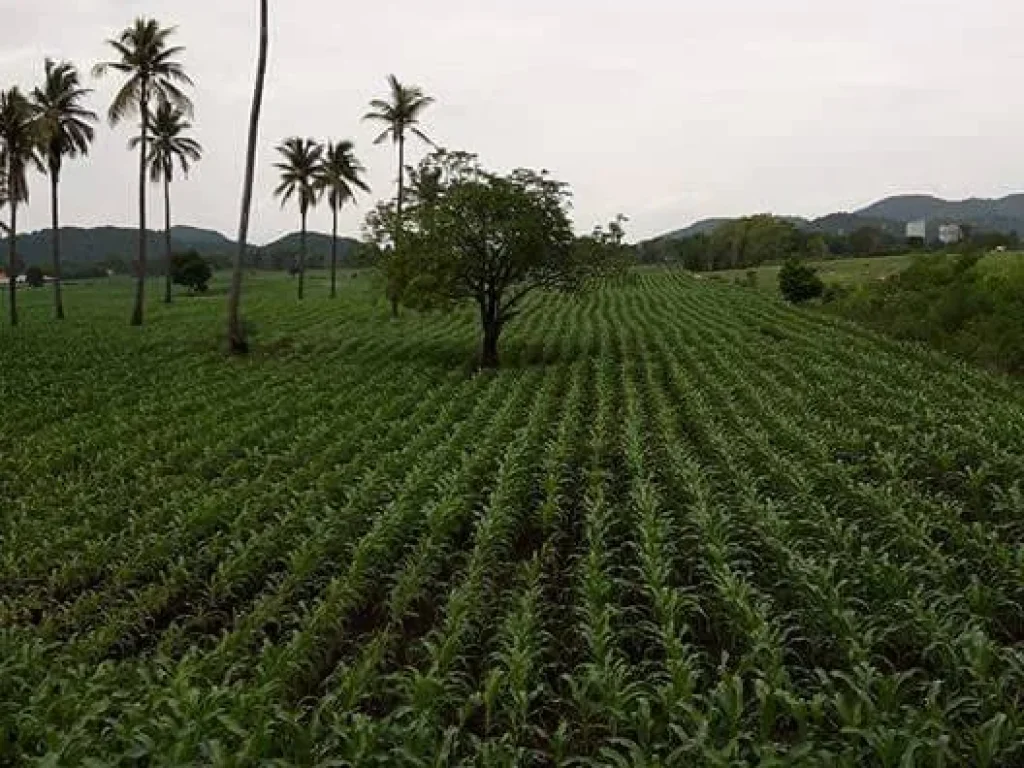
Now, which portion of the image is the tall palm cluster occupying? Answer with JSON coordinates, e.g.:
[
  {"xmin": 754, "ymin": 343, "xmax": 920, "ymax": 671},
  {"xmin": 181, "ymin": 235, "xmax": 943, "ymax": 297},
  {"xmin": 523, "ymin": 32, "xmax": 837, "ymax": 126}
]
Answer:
[
  {"xmin": 274, "ymin": 138, "xmax": 369, "ymax": 300},
  {"xmin": 0, "ymin": 18, "xmax": 202, "ymax": 326},
  {"xmin": 1, "ymin": 3, "xmax": 435, "ymax": 343}
]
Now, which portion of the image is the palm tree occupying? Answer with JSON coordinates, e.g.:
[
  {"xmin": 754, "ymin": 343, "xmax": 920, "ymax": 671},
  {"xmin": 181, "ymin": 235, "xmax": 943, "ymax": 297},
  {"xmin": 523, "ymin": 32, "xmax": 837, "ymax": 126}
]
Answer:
[
  {"xmin": 132, "ymin": 102, "xmax": 201, "ymax": 304},
  {"xmin": 0, "ymin": 88, "xmax": 42, "ymax": 326},
  {"xmin": 274, "ymin": 137, "xmax": 322, "ymax": 300},
  {"xmin": 363, "ymin": 75, "xmax": 434, "ymax": 315},
  {"xmin": 32, "ymin": 59, "xmax": 97, "ymax": 320},
  {"xmin": 228, "ymin": 0, "xmax": 269, "ymax": 354},
  {"xmin": 94, "ymin": 18, "xmax": 193, "ymax": 326},
  {"xmin": 314, "ymin": 140, "xmax": 369, "ymax": 298}
]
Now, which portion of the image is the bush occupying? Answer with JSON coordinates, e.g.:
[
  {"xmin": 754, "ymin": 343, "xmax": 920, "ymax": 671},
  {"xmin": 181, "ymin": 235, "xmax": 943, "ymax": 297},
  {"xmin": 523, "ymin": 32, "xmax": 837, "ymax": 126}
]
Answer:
[
  {"xmin": 822, "ymin": 282, "xmax": 851, "ymax": 303},
  {"xmin": 828, "ymin": 253, "xmax": 1024, "ymax": 375},
  {"xmin": 171, "ymin": 250, "xmax": 213, "ymax": 293},
  {"xmin": 25, "ymin": 266, "xmax": 45, "ymax": 288},
  {"xmin": 779, "ymin": 258, "xmax": 824, "ymax": 303}
]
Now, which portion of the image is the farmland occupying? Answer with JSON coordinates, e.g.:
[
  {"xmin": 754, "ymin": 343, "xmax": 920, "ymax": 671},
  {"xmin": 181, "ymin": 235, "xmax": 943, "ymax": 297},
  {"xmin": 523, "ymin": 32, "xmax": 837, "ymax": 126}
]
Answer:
[{"xmin": 2, "ymin": 270, "xmax": 1024, "ymax": 765}]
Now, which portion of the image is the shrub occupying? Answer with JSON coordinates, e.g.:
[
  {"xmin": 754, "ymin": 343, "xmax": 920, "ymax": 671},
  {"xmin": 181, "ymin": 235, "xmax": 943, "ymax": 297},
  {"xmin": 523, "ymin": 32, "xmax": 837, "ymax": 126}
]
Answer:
[
  {"xmin": 171, "ymin": 250, "xmax": 213, "ymax": 293},
  {"xmin": 822, "ymin": 282, "xmax": 851, "ymax": 303},
  {"xmin": 779, "ymin": 258, "xmax": 824, "ymax": 303},
  {"xmin": 25, "ymin": 266, "xmax": 45, "ymax": 288},
  {"xmin": 828, "ymin": 253, "xmax": 1024, "ymax": 375}
]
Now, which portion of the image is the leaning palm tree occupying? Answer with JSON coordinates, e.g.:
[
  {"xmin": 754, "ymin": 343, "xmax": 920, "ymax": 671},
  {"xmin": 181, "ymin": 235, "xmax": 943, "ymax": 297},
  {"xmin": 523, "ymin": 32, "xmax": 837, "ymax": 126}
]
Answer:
[
  {"xmin": 132, "ymin": 102, "xmax": 201, "ymax": 304},
  {"xmin": 94, "ymin": 18, "xmax": 193, "ymax": 326},
  {"xmin": 0, "ymin": 88, "xmax": 42, "ymax": 326},
  {"xmin": 274, "ymin": 137, "xmax": 322, "ymax": 300},
  {"xmin": 32, "ymin": 59, "xmax": 97, "ymax": 320},
  {"xmin": 314, "ymin": 140, "xmax": 369, "ymax": 298},
  {"xmin": 227, "ymin": 0, "xmax": 269, "ymax": 354},
  {"xmin": 363, "ymin": 75, "xmax": 434, "ymax": 315}
]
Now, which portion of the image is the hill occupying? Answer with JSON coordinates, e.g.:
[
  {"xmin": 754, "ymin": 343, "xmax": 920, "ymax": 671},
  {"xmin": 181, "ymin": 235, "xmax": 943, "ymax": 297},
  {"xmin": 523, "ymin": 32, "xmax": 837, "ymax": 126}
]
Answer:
[
  {"xmin": 170, "ymin": 225, "xmax": 234, "ymax": 250},
  {"xmin": 855, "ymin": 193, "xmax": 1024, "ymax": 234},
  {"xmin": 652, "ymin": 192, "xmax": 1024, "ymax": 243},
  {"xmin": 0, "ymin": 225, "xmax": 361, "ymax": 270},
  {"xmin": 262, "ymin": 231, "xmax": 360, "ymax": 265}
]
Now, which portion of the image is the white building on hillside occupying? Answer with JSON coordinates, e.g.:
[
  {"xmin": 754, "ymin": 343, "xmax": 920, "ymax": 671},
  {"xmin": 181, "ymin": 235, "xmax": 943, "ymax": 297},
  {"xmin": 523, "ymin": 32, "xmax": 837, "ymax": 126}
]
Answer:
[
  {"xmin": 939, "ymin": 224, "xmax": 963, "ymax": 245},
  {"xmin": 906, "ymin": 220, "xmax": 927, "ymax": 240}
]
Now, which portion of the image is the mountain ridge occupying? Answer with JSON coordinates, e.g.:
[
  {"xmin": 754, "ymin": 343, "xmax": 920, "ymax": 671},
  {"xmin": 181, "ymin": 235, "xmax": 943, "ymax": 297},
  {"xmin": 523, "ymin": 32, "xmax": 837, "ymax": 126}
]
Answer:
[
  {"xmin": 656, "ymin": 193, "xmax": 1024, "ymax": 241},
  {"xmin": 0, "ymin": 225, "xmax": 362, "ymax": 269}
]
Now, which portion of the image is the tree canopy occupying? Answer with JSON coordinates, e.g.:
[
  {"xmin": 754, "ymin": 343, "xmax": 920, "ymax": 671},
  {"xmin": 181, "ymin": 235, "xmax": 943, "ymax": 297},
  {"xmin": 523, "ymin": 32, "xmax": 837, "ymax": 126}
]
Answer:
[{"xmin": 367, "ymin": 149, "xmax": 596, "ymax": 367}]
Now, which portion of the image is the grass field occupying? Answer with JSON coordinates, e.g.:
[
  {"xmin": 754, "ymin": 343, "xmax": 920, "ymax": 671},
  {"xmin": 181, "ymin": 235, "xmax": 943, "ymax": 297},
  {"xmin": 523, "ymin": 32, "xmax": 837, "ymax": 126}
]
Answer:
[
  {"xmin": 712, "ymin": 251, "xmax": 1024, "ymax": 295},
  {"xmin": 2, "ymin": 270, "xmax": 1023, "ymax": 765},
  {"xmin": 711, "ymin": 254, "xmax": 914, "ymax": 292}
]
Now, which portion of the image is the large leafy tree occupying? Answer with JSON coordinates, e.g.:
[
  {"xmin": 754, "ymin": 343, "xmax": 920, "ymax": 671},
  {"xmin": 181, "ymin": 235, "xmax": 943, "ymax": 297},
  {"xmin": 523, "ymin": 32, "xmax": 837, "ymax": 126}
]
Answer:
[
  {"xmin": 274, "ymin": 137, "xmax": 322, "ymax": 300},
  {"xmin": 0, "ymin": 88, "xmax": 42, "ymax": 326},
  {"xmin": 132, "ymin": 102, "xmax": 201, "ymax": 304},
  {"xmin": 32, "ymin": 59, "xmax": 97, "ymax": 320},
  {"xmin": 314, "ymin": 140, "xmax": 369, "ymax": 298},
  {"xmin": 363, "ymin": 75, "xmax": 434, "ymax": 315},
  {"xmin": 94, "ymin": 18, "xmax": 193, "ymax": 326},
  {"xmin": 227, "ymin": 0, "xmax": 269, "ymax": 354},
  {"xmin": 371, "ymin": 149, "xmax": 589, "ymax": 368}
]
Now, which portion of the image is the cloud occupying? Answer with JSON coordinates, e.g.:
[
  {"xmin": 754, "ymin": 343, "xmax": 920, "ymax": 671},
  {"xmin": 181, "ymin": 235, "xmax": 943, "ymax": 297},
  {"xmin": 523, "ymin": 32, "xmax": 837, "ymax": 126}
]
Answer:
[{"xmin": 2, "ymin": 0, "xmax": 1023, "ymax": 242}]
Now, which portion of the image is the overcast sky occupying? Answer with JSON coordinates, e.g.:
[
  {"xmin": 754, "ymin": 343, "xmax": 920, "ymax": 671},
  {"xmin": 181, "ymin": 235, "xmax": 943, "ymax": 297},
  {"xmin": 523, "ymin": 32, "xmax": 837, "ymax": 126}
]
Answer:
[{"xmin": 2, "ymin": 0, "xmax": 1023, "ymax": 243}]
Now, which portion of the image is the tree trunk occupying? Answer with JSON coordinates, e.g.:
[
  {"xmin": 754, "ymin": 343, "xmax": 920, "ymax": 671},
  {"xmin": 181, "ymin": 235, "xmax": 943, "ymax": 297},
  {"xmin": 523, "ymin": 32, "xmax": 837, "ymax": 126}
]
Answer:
[
  {"xmin": 479, "ymin": 297, "xmax": 502, "ymax": 368},
  {"xmin": 391, "ymin": 132, "xmax": 404, "ymax": 319},
  {"xmin": 481, "ymin": 319, "xmax": 501, "ymax": 369},
  {"xmin": 130, "ymin": 80, "xmax": 150, "ymax": 326},
  {"xmin": 50, "ymin": 170, "xmax": 64, "ymax": 319},
  {"xmin": 330, "ymin": 202, "xmax": 338, "ymax": 298},
  {"xmin": 227, "ymin": 0, "xmax": 268, "ymax": 354},
  {"xmin": 163, "ymin": 175, "xmax": 172, "ymax": 304},
  {"xmin": 8, "ymin": 192, "xmax": 16, "ymax": 327},
  {"xmin": 298, "ymin": 208, "xmax": 306, "ymax": 300},
  {"xmin": 396, "ymin": 132, "xmax": 405, "ymax": 224}
]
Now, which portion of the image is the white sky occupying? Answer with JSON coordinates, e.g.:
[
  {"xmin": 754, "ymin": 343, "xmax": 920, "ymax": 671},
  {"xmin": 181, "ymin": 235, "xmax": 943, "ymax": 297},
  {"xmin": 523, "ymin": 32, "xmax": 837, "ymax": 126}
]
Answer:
[{"xmin": 2, "ymin": 0, "xmax": 1023, "ymax": 243}]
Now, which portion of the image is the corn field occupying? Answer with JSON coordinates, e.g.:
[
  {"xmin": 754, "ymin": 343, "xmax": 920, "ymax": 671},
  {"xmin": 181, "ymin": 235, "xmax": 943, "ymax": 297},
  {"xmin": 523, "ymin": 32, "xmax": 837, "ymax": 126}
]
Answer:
[{"xmin": 1, "ymin": 271, "xmax": 1023, "ymax": 766}]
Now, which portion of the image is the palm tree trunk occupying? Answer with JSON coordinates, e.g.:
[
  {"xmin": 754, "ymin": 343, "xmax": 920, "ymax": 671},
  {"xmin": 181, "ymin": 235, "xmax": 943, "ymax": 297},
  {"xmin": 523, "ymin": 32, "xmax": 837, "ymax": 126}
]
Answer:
[
  {"xmin": 130, "ymin": 81, "xmax": 149, "ymax": 326},
  {"xmin": 298, "ymin": 208, "xmax": 306, "ymax": 300},
  {"xmin": 7, "ymin": 195, "xmax": 16, "ymax": 327},
  {"xmin": 330, "ymin": 202, "xmax": 338, "ymax": 298},
  {"xmin": 397, "ymin": 132, "xmax": 405, "ymax": 224},
  {"xmin": 228, "ymin": 0, "xmax": 268, "ymax": 354},
  {"xmin": 392, "ymin": 132, "xmax": 404, "ymax": 319},
  {"xmin": 50, "ymin": 170, "xmax": 64, "ymax": 320},
  {"xmin": 164, "ymin": 175, "xmax": 173, "ymax": 304}
]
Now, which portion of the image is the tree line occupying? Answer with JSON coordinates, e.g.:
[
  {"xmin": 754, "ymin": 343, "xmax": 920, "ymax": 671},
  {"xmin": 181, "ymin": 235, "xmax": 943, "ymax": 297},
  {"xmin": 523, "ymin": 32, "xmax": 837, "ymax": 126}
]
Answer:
[{"xmin": 638, "ymin": 215, "xmax": 1023, "ymax": 272}]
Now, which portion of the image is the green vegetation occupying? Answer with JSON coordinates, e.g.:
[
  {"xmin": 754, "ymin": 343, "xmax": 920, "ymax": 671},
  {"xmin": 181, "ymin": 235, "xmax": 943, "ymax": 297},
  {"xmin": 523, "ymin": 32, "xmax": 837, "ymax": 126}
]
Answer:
[
  {"xmin": 2, "ymin": 271, "xmax": 1023, "ymax": 765},
  {"xmin": 170, "ymin": 249, "xmax": 212, "ymax": 293},
  {"xmin": 370, "ymin": 149, "xmax": 600, "ymax": 367},
  {"xmin": 715, "ymin": 254, "xmax": 915, "ymax": 291},
  {"xmin": 827, "ymin": 251, "xmax": 1024, "ymax": 375},
  {"xmin": 778, "ymin": 258, "xmax": 824, "ymax": 304}
]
